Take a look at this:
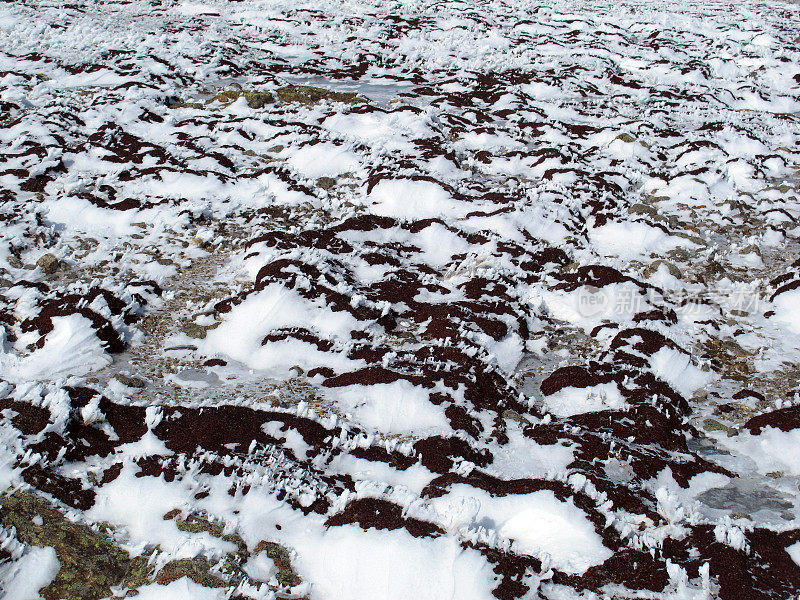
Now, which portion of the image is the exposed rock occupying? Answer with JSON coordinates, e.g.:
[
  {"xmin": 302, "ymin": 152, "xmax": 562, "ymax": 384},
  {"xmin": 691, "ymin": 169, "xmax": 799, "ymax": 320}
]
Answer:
[
  {"xmin": 316, "ymin": 176, "xmax": 336, "ymax": 190},
  {"xmin": 244, "ymin": 91, "xmax": 274, "ymax": 109},
  {"xmin": 628, "ymin": 203, "xmax": 658, "ymax": 218},
  {"xmin": 253, "ymin": 540, "xmax": 302, "ymax": 587},
  {"xmin": 275, "ymin": 85, "xmax": 365, "ymax": 105},
  {"xmin": 0, "ymin": 491, "xmax": 131, "ymax": 600},
  {"xmin": 502, "ymin": 409, "xmax": 530, "ymax": 425},
  {"xmin": 643, "ymin": 259, "xmax": 682, "ymax": 279},
  {"xmin": 154, "ymin": 557, "xmax": 226, "ymax": 588},
  {"xmin": 113, "ymin": 374, "xmax": 146, "ymax": 388},
  {"xmin": 180, "ymin": 321, "xmax": 212, "ymax": 339},
  {"xmin": 36, "ymin": 253, "xmax": 60, "ymax": 274}
]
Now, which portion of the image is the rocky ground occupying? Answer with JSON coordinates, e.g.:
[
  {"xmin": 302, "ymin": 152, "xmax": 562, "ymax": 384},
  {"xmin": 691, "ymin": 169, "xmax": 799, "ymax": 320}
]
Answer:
[{"xmin": 1, "ymin": 0, "xmax": 800, "ymax": 598}]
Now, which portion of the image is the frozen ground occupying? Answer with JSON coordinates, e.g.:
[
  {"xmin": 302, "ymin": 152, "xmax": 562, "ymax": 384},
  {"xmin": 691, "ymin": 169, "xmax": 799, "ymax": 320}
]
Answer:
[{"xmin": 1, "ymin": 0, "xmax": 800, "ymax": 598}]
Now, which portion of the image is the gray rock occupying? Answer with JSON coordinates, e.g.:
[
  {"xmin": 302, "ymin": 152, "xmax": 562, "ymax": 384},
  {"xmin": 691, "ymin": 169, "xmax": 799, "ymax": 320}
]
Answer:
[
  {"xmin": 180, "ymin": 322, "xmax": 208, "ymax": 339},
  {"xmin": 643, "ymin": 259, "xmax": 682, "ymax": 279},
  {"xmin": 36, "ymin": 253, "xmax": 60, "ymax": 274},
  {"xmin": 628, "ymin": 203, "xmax": 658, "ymax": 218},
  {"xmin": 114, "ymin": 374, "xmax": 146, "ymax": 388},
  {"xmin": 316, "ymin": 177, "xmax": 336, "ymax": 191},
  {"xmin": 244, "ymin": 91, "xmax": 274, "ymax": 109},
  {"xmin": 502, "ymin": 409, "xmax": 530, "ymax": 425}
]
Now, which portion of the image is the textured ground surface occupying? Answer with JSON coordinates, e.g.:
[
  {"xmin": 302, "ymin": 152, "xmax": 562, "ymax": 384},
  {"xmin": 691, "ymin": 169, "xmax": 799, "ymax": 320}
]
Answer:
[{"xmin": 1, "ymin": 0, "xmax": 800, "ymax": 598}]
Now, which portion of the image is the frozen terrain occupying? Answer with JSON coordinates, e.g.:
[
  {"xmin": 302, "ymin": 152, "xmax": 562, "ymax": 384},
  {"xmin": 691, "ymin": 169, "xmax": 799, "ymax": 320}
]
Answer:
[{"xmin": 1, "ymin": 0, "xmax": 800, "ymax": 598}]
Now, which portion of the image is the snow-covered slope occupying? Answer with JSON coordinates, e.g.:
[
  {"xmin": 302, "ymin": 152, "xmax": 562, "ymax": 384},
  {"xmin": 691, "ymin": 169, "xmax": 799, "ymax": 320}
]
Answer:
[{"xmin": 1, "ymin": 0, "xmax": 800, "ymax": 598}]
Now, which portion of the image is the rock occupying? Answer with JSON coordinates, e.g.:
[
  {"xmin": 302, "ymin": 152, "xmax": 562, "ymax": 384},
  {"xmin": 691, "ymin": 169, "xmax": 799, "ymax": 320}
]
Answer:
[
  {"xmin": 628, "ymin": 203, "xmax": 658, "ymax": 218},
  {"xmin": 36, "ymin": 253, "xmax": 60, "ymax": 274},
  {"xmin": 254, "ymin": 540, "xmax": 302, "ymax": 587},
  {"xmin": 502, "ymin": 409, "xmax": 530, "ymax": 425},
  {"xmin": 703, "ymin": 418, "xmax": 730, "ymax": 433},
  {"xmin": 316, "ymin": 176, "xmax": 336, "ymax": 191},
  {"xmin": 154, "ymin": 558, "xmax": 226, "ymax": 588},
  {"xmin": 207, "ymin": 89, "xmax": 241, "ymax": 104},
  {"xmin": 180, "ymin": 321, "xmax": 209, "ymax": 339},
  {"xmin": 168, "ymin": 101, "xmax": 203, "ymax": 109},
  {"xmin": 0, "ymin": 491, "xmax": 133, "ymax": 600},
  {"xmin": 275, "ymin": 84, "xmax": 365, "ymax": 105},
  {"xmin": 7, "ymin": 256, "xmax": 22, "ymax": 269},
  {"xmin": 615, "ymin": 133, "xmax": 636, "ymax": 143},
  {"xmin": 244, "ymin": 91, "xmax": 274, "ymax": 109},
  {"xmin": 703, "ymin": 259, "xmax": 726, "ymax": 278},
  {"xmin": 741, "ymin": 243, "xmax": 762, "ymax": 257},
  {"xmin": 643, "ymin": 259, "xmax": 682, "ymax": 279},
  {"xmin": 114, "ymin": 374, "xmax": 146, "ymax": 388},
  {"xmin": 673, "ymin": 230, "xmax": 705, "ymax": 245}
]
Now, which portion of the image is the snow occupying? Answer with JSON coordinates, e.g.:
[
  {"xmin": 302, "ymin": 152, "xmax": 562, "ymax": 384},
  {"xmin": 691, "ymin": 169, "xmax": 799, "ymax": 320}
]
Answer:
[
  {"xmin": 368, "ymin": 179, "xmax": 468, "ymax": 220},
  {"xmin": 0, "ymin": 545, "xmax": 60, "ymax": 600},
  {"xmin": 432, "ymin": 485, "xmax": 612, "ymax": 575},
  {"xmin": 787, "ymin": 541, "xmax": 800, "ymax": 568},
  {"xmin": 542, "ymin": 382, "xmax": 626, "ymax": 418},
  {"xmin": 1, "ymin": 0, "xmax": 800, "ymax": 597},
  {"xmin": 243, "ymin": 551, "xmax": 278, "ymax": 582},
  {"xmin": 87, "ymin": 465, "xmax": 238, "ymax": 558},
  {"xmin": 287, "ymin": 143, "xmax": 361, "ymax": 178},
  {"xmin": 286, "ymin": 524, "xmax": 497, "ymax": 600},
  {"xmin": 589, "ymin": 221, "xmax": 688, "ymax": 260},
  {"xmin": 0, "ymin": 315, "xmax": 111, "ymax": 383},
  {"xmin": 771, "ymin": 289, "xmax": 800, "ymax": 336},
  {"xmin": 329, "ymin": 381, "xmax": 450, "ymax": 435},
  {"xmin": 126, "ymin": 577, "xmax": 227, "ymax": 600},
  {"xmin": 201, "ymin": 283, "xmax": 364, "ymax": 375},
  {"xmin": 712, "ymin": 427, "xmax": 800, "ymax": 477}
]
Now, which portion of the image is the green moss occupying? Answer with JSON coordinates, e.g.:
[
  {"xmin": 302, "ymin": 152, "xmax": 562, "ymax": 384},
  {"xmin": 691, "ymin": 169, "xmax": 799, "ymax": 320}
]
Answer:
[
  {"xmin": 155, "ymin": 557, "xmax": 226, "ymax": 587},
  {"xmin": 120, "ymin": 555, "xmax": 156, "ymax": 590},
  {"xmin": 255, "ymin": 540, "xmax": 301, "ymax": 587},
  {"xmin": 0, "ymin": 491, "xmax": 131, "ymax": 600},
  {"xmin": 243, "ymin": 91, "xmax": 274, "ymax": 109},
  {"xmin": 0, "ymin": 493, "xmax": 302, "ymax": 598},
  {"xmin": 703, "ymin": 418, "xmax": 730, "ymax": 433},
  {"xmin": 275, "ymin": 85, "xmax": 365, "ymax": 105},
  {"xmin": 204, "ymin": 89, "xmax": 274, "ymax": 109},
  {"xmin": 168, "ymin": 101, "xmax": 204, "ymax": 110},
  {"xmin": 207, "ymin": 89, "xmax": 242, "ymax": 104}
]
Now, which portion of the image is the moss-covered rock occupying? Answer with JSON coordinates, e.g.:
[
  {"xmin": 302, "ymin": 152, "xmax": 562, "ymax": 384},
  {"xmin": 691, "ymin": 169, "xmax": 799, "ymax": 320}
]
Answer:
[
  {"xmin": 204, "ymin": 88, "xmax": 274, "ymax": 109},
  {"xmin": 167, "ymin": 101, "xmax": 204, "ymax": 109},
  {"xmin": 254, "ymin": 540, "xmax": 301, "ymax": 587},
  {"xmin": 155, "ymin": 557, "xmax": 226, "ymax": 587},
  {"xmin": 0, "ymin": 494, "xmax": 301, "ymax": 599},
  {"xmin": 0, "ymin": 491, "xmax": 131, "ymax": 600},
  {"xmin": 275, "ymin": 85, "xmax": 365, "ymax": 105},
  {"xmin": 243, "ymin": 91, "xmax": 274, "ymax": 109}
]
